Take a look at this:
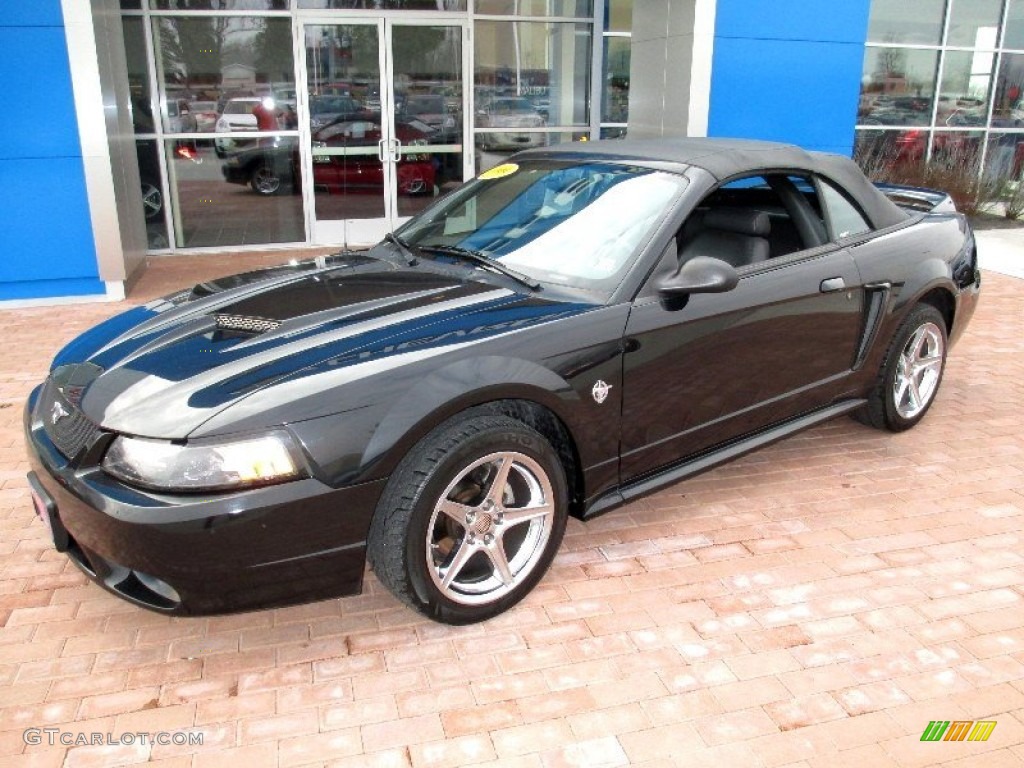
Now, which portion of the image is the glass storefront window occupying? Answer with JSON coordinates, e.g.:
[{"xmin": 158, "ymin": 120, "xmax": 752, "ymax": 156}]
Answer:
[
  {"xmin": 992, "ymin": 52, "xmax": 1024, "ymax": 126},
  {"xmin": 123, "ymin": 17, "xmax": 154, "ymax": 135},
  {"xmin": 930, "ymin": 130, "xmax": 984, "ymax": 175},
  {"xmin": 136, "ymin": 139, "xmax": 169, "ymax": 249},
  {"xmin": 474, "ymin": 21, "xmax": 591, "ymax": 127},
  {"xmin": 860, "ymin": 48, "xmax": 939, "ymax": 126},
  {"xmin": 866, "ymin": 0, "xmax": 945, "ymax": 46},
  {"xmin": 167, "ymin": 138, "xmax": 305, "ymax": 247},
  {"xmin": 602, "ymin": 36, "xmax": 629, "ymax": 123},
  {"xmin": 153, "ymin": 17, "xmax": 295, "ymax": 134},
  {"xmin": 946, "ymin": 0, "xmax": 1002, "ymax": 49},
  {"xmin": 605, "ymin": 0, "xmax": 633, "ymax": 33},
  {"xmin": 150, "ymin": 1, "xmax": 290, "ymax": 9},
  {"xmin": 937, "ymin": 50, "xmax": 994, "ymax": 127},
  {"xmin": 854, "ymin": 128, "xmax": 929, "ymax": 173},
  {"xmin": 985, "ymin": 132, "xmax": 1024, "ymax": 180},
  {"xmin": 475, "ymin": 0, "xmax": 592, "ymax": 16},
  {"xmin": 475, "ymin": 131, "xmax": 589, "ymax": 173},
  {"xmin": 298, "ymin": 1, "xmax": 467, "ymax": 9},
  {"xmin": 600, "ymin": 126, "xmax": 626, "ymax": 139},
  {"xmin": 1006, "ymin": 0, "xmax": 1024, "ymax": 50}
]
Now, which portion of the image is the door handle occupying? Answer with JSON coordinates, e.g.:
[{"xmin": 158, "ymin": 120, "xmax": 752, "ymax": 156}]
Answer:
[
  {"xmin": 377, "ymin": 138, "xmax": 387, "ymax": 163},
  {"xmin": 820, "ymin": 277, "xmax": 845, "ymax": 293},
  {"xmin": 390, "ymin": 138, "xmax": 402, "ymax": 163}
]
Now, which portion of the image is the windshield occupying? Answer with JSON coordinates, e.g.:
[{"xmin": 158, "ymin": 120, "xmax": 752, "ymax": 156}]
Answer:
[
  {"xmin": 312, "ymin": 97, "xmax": 357, "ymax": 115},
  {"xmin": 225, "ymin": 100, "xmax": 257, "ymax": 115},
  {"xmin": 398, "ymin": 158, "xmax": 687, "ymax": 294}
]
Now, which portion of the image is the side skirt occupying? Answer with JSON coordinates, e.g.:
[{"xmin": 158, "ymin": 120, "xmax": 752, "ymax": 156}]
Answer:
[{"xmin": 582, "ymin": 399, "xmax": 867, "ymax": 520}]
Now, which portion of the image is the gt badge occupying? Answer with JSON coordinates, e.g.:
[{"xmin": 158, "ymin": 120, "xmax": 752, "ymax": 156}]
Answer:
[
  {"xmin": 50, "ymin": 402, "xmax": 70, "ymax": 426},
  {"xmin": 592, "ymin": 380, "xmax": 612, "ymax": 404}
]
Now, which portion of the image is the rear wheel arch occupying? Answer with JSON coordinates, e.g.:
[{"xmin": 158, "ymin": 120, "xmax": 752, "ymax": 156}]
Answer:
[{"xmin": 916, "ymin": 286, "xmax": 955, "ymax": 336}]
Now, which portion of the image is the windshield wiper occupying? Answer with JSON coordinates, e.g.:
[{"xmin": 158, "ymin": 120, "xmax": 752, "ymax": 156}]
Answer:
[
  {"xmin": 381, "ymin": 232, "xmax": 419, "ymax": 266},
  {"xmin": 417, "ymin": 245, "xmax": 540, "ymax": 291}
]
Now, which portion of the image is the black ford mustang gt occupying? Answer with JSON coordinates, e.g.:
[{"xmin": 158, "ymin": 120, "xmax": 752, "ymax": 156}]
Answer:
[{"xmin": 24, "ymin": 138, "xmax": 980, "ymax": 623}]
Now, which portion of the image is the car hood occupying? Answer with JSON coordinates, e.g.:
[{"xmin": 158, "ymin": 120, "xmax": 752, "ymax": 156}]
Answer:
[{"xmin": 49, "ymin": 253, "xmax": 587, "ymax": 439}]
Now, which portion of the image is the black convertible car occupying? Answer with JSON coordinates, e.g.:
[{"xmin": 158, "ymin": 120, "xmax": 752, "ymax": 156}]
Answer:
[{"xmin": 24, "ymin": 139, "xmax": 980, "ymax": 623}]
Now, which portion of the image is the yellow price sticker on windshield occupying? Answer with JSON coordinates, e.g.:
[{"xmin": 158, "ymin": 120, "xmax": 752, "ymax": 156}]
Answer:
[{"xmin": 479, "ymin": 163, "xmax": 519, "ymax": 180}]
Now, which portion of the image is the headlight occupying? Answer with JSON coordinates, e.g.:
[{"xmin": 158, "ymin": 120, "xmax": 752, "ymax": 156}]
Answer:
[{"xmin": 102, "ymin": 431, "xmax": 305, "ymax": 492}]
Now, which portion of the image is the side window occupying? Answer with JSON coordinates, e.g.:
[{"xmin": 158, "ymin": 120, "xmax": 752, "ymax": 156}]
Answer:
[
  {"xmin": 676, "ymin": 173, "xmax": 825, "ymax": 269},
  {"xmin": 818, "ymin": 178, "xmax": 872, "ymax": 240}
]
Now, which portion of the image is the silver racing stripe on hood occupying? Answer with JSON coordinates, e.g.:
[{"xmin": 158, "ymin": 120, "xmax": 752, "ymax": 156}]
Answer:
[{"xmin": 89, "ymin": 288, "xmax": 513, "ymax": 437}]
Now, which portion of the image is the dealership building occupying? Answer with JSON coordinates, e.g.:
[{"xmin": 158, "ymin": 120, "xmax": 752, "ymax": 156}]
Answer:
[{"xmin": 3, "ymin": 0, "xmax": 1021, "ymax": 303}]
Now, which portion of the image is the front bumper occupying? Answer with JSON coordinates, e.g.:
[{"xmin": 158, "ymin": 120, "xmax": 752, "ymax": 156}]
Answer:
[
  {"xmin": 24, "ymin": 384, "xmax": 386, "ymax": 616},
  {"xmin": 221, "ymin": 163, "xmax": 248, "ymax": 186}
]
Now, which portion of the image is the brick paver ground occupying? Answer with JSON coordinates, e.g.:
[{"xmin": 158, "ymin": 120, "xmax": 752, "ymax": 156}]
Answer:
[{"xmin": 0, "ymin": 252, "xmax": 1022, "ymax": 768}]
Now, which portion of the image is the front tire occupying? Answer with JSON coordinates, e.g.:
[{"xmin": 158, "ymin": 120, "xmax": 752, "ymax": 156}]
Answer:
[
  {"xmin": 855, "ymin": 303, "xmax": 947, "ymax": 432},
  {"xmin": 367, "ymin": 411, "xmax": 568, "ymax": 624},
  {"xmin": 250, "ymin": 165, "xmax": 282, "ymax": 195}
]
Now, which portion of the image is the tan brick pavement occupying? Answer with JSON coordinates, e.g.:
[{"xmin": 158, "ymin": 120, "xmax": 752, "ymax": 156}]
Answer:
[{"xmin": 0, "ymin": 253, "xmax": 1022, "ymax": 767}]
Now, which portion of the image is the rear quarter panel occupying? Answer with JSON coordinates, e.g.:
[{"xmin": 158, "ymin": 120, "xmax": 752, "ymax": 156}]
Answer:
[{"xmin": 846, "ymin": 212, "xmax": 976, "ymax": 390}]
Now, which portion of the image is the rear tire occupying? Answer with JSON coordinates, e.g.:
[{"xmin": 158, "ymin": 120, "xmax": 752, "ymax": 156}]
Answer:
[
  {"xmin": 367, "ymin": 410, "xmax": 567, "ymax": 624},
  {"xmin": 854, "ymin": 303, "xmax": 947, "ymax": 432}
]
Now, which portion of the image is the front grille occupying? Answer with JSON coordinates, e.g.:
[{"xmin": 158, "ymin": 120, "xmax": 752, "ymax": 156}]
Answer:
[
  {"xmin": 39, "ymin": 380, "xmax": 101, "ymax": 460},
  {"xmin": 215, "ymin": 313, "xmax": 281, "ymax": 334}
]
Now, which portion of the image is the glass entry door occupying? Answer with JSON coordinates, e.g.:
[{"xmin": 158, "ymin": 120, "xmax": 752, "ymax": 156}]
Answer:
[{"xmin": 300, "ymin": 18, "xmax": 469, "ymax": 246}]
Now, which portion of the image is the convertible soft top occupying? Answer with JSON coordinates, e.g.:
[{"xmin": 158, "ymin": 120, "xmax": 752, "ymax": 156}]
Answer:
[{"xmin": 521, "ymin": 137, "xmax": 909, "ymax": 231}]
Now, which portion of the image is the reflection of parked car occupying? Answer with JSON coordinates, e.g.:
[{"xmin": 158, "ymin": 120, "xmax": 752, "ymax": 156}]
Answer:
[
  {"xmin": 475, "ymin": 97, "xmax": 545, "ymax": 149},
  {"xmin": 309, "ymin": 95, "xmax": 362, "ymax": 130},
  {"xmin": 214, "ymin": 97, "xmax": 264, "ymax": 157},
  {"xmin": 215, "ymin": 97, "xmax": 261, "ymax": 133},
  {"xmin": 402, "ymin": 95, "xmax": 457, "ymax": 135},
  {"xmin": 136, "ymin": 140, "xmax": 163, "ymax": 222},
  {"xmin": 166, "ymin": 98, "xmax": 196, "ymax": 133},
  {"xmin": 191, "ymin": 101, "xmax": 219, "ymax": 133},
  {"xmin": 220, "ymin": 115, "xmax": 436, "ymax": 197}
]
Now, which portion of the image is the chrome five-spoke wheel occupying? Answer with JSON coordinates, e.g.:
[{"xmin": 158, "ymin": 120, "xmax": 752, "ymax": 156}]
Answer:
[
  {"xmin": 855, "ymin": 302, "xmax": 948, "ymax": 432},
  {"xmin": 893, "ymin": 321, "xmax": 944, "ymax": 419},
  {"xmin": 367, "ymin": 412, "xmax": 568, "ymax": 624},
  {"xmin": 427, "ymin": 451, "xmax": 555, "ymax": 606}
]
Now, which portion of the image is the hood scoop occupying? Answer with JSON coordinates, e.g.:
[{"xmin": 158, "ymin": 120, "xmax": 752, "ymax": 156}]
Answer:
[{"xmin": 214, "ymin": 314, "xmax": 282, "ymax": 335}]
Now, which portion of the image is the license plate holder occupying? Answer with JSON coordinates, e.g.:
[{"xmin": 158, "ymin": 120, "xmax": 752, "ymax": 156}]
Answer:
[{"xmin": 27, "ymin": 472, "xmax": 69, "ymax": 552}]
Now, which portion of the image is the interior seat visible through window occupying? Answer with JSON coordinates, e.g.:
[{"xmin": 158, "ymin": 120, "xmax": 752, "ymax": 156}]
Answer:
[
  {"xmin": 677, "ymin": 208, "xmax": 771, "ymax": 269},
  {"xmin": 677, "ymin": 173, "xmax": 828, "ymax": 265}
]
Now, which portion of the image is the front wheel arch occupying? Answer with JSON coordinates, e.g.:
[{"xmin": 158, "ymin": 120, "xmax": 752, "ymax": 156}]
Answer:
[{"xmin": 359, "ymin": 356, "xmax": 583, "ymax": 483}]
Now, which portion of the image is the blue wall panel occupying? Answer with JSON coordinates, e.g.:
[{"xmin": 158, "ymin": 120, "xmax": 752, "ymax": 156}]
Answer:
[
  {"xmin": 708, "ymin": 0, "xmax": 872, "ymax": 157},
  {"xmin": 713, "ymin": 0, "xmax": 871, "ymax": 44},
  {"xmin": 1, "ymin": 0, "xmax": 65, "ymax": 28},
  {"xmin": 0, "ymin": 28, "xmax": 87, "ymax": 159},
  {"xmin": 0, "ymin": 3, "xmax": 102, "ymax": 301},
  {"xmin": 0, "ymin": 157, "xmax": 99, "ymax": 283}
]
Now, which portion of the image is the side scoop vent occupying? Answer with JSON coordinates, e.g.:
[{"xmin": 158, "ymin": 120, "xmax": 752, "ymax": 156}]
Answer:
[{"xmin": 214, "ymin": 314, "xmax": 282, "ymax": 334}]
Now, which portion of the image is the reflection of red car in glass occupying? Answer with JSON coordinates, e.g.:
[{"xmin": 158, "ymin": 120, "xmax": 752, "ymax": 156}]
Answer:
[
  {"xmin": 313, "ymin": 117, "xmax": 436, "ymax": 196},
  {"xmin": 220, "ymin": 115, "xmax": 436, "ymax": 197}
]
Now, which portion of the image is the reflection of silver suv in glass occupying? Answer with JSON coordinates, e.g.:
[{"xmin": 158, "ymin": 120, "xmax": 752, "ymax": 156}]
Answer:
[
  {"xmin": 475, "ymin": 97, "xmax": 545, "ymax": 150},
  {"xmin": 215, "ymin": 97, "xmax": 262, "ymax": 157},
  {"xmin": 215, "ymin": 97, "xmax": 261, "ymax": 132}
]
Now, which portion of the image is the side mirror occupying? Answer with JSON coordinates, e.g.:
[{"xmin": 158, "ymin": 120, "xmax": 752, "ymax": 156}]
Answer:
[{"xmin": 656, "ymin": 256, "xmax": 739, "ymax": 311}]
